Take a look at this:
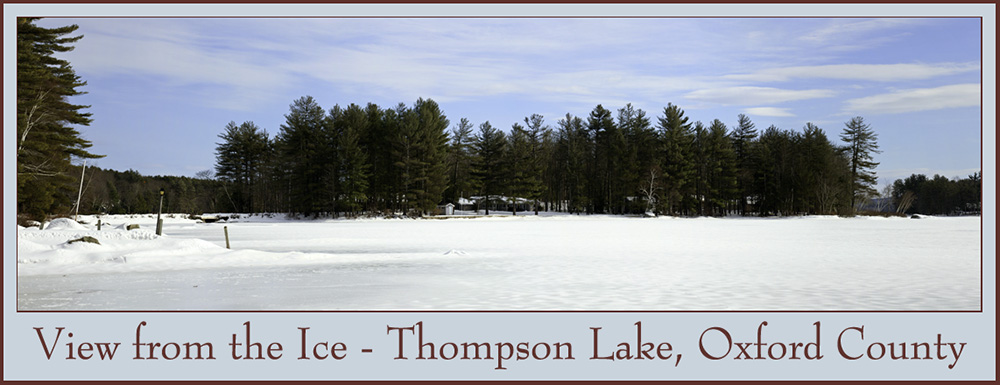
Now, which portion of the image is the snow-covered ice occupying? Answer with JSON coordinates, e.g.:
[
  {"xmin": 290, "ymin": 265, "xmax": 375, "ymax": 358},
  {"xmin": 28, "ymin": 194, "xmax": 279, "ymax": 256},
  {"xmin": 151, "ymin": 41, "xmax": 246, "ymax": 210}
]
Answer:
[{"xmin": 15, "ymin": 213, "xmax": 981, "ymax": 311}]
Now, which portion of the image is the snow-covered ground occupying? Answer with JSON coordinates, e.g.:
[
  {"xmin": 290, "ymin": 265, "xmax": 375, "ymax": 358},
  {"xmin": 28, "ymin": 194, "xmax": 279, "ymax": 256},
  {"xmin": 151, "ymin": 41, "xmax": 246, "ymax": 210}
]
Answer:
[{"xmin": 15, "ymin": 213, "xmax": 981, "ymax": 311}]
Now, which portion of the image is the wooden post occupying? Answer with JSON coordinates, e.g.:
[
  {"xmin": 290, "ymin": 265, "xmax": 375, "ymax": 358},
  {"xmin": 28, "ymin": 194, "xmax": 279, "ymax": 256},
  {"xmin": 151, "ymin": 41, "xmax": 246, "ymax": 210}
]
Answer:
[
  {"xmin": 224, "ymin": 226, "xmax": 231, "ymax": 249},
  {"xmin": 97, "ymin": 219, "xmax": 101, "ymax": 231},
  {"xmin": 74, "ymin": 159, "xmax": 86, "ymax": 222},
  {"xmin": 156, "ymin": 189, "xmax": 164, "ymax": 236}
]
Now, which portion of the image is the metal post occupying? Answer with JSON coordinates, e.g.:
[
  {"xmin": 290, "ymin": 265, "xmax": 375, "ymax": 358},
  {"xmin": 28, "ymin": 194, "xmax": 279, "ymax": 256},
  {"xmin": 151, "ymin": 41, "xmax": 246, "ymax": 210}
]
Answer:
[
  {"xmin": 224, "ymin": 226, "xmax": 230, "ymax": 249},
  {"xmin": 156, "ymin": 188, "xmax": 164, "ymax": 236}
]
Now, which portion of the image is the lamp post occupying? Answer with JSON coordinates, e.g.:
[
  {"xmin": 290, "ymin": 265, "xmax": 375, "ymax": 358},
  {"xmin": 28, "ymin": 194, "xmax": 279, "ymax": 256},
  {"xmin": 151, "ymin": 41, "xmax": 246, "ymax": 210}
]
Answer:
[{"xmin": 156, "ymin": 188, "xmax": 165, "ymax": 236}]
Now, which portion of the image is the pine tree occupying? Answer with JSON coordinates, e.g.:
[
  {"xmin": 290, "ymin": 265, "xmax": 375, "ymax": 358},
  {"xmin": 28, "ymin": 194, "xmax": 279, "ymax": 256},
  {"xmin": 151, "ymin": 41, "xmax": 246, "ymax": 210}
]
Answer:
[
  {"xmin": 523, "ymin": 114, "xmax": 550, "ymax": 214},
  {"xmin": 553, "ymin": 114, "xmax": 591, "ymax": 213},
  {"xmin": 411, "ymin": 98, "xmax": 451, "ymax": 215},
  {"xmin": 754, "ymin": 125, "xmax": 801, "ymax": 215},
  {"xmin": 731, "ymin": 113, "xmax": 757, "ymax": 215},
  {"xmin": 214, "ymin": 121, "xmax": 270, "ymax": 213},
  {"xmin": 330, "ymin": 104, "xmax": 371, "ymax": 217},
  {"xmin": 587, "ymin": 105, "xmax": 622, "ymax": 213},
  {"xmin": 800, "ymin": 123, "xmax": 848, "ymax": 215},
  {"xmin": 472, "ymin": 121, "xmax": 507, "ymax": 215},
  {"xmin": 657, "ymin": 103, "xmax": 695, "ymax": 215},
  {"xmin": 17, "ymin": 18, "xmax": 104, "ymax": 219},
  {"xmin": 704, "ymin": 119, "xmax": 737, "ymax": 216},
  {"xmin": 445, "ymin": 118, "xmax": 476, "ymax": 206},
  {"xmin": 506, "ymin": 122, "xmax": 543, "ymax": 215},
  {"xmin": 840, "ymin": 116, "xmax": 880, "ymax": 215},
  {"xmin": 389, "ymin": 103, "xmax": 420, "ymax": 213},
  {"xmin": 275, "ymin": 96, "xmax": 329, "ymax": 216},
  {"xmin": 362, "ymin": 103, "xmax": 396, "ymax": 213},
  {"xmin": 617, "ymin": 104, "xmax": 656, "ymax": 214}
]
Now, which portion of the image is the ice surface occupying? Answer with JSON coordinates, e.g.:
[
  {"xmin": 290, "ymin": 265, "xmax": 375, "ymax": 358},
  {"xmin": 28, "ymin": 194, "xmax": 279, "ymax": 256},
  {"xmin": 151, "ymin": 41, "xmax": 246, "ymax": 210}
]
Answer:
[{"xmin": 15, "ymin": 214, "xmax": 981, "ymax": 311}]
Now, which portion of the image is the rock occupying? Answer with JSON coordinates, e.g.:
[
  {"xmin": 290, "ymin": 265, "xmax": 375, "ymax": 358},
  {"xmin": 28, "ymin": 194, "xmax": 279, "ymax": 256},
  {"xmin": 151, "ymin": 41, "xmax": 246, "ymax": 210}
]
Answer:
[
  {"xmin": 67, "ymin": 236, "xmax": 101, "ymax": 245},
  {"xmin": 127, "ymin": 224, "xmax": 140, "ymax": 230}
]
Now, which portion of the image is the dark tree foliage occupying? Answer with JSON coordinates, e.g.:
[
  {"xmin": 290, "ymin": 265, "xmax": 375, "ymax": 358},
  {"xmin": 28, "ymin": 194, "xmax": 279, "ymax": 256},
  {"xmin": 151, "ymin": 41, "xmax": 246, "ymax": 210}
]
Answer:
[
  {"xmin": 552, "ymin": 114, "xmax": 591, "ymax": 213},
  {"xmin": 892, "ymin": 172, "xmax": 981, "ymax": 215},
  {"xmin": 275, "ymin": 96, "xmax": 329, "ymax": 216},
  {"xmin": 472, "ymin": 121, "xmax": 507, "ymax": 215},
  {"xmin": 800, "ymin": 123, "xmax": 849, "ymax": 215},
  {"xmin": 841, "ymin": 116, "xmax": 881, "ymax": 214},
  {"xmin": 692, "ymin": 119, "xmax": 737, "ymax": 216},
  {"xmin": 364, "ymin": 102, "xmax": 396, "ymax": 213},
  {"xmin": 505, "ymin": 123, "xmax": 534, "ymax": 215},
  {"xmin": 17, "ymin": 18, "xmax": 104, "ymax": 219},
  {"xmin": 754, "ymin": 125, "xmax": 800, "ymax": 216},
  {"xmin": 617, "ymin": 104, "xmax": 657, "ymax": 214},
  {"xmin": 445, "ymin": 118, "xmax": 476, "ymax": 207},
  {"xmin": 69, "ymin": 95, "xmax": 890, "ymax": 220},
  {"xmin": 410, "ymin": 98, "xmax": 451, "ymax": 214},
  {"xmin": 61, "ymin": 166, "xmax": 226, "ymax": 217},
  {"xmin": 522, "ymin": 114, "xmax": 551, "ymax": 214},
  {"xmin": 657, "ymin": 103, "xmax": 695, "ymax": 215},
  {"xmin": 587, "ymin": 105, "xmax": 624, "ymax": 214},
  {"xmin": 328, "ymin": 104, "xmax": 371, "ymax": 216},
  {"xmin": 214, "ymin": 121, "xmax": 271, "ymax": 213},
  {"xmin": 731, "ymin": 113, "xmax": 758, "ymax": 216}
]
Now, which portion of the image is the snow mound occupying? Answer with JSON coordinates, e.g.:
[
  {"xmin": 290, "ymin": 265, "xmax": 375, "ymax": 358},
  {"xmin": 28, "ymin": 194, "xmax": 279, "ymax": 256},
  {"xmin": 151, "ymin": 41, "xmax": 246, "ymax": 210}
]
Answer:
[
  {"xmin": 44, "ymin": 218, "xmax": 88, "ymax": 231},
  {"xmin": 19, "ymin": 228, "xmax": 158, "ymax": 242},
  {"xmin": 17, "ymin": 239, "xmax": 50, "ymax": 253}
]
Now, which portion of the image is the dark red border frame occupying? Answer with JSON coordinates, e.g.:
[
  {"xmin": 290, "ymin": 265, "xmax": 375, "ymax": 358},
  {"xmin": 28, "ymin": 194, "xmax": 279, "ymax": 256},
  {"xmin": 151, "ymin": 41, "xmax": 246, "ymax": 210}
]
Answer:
[{"xmin": 3, "ymin": 3, "xmax": 995, "ymax": 383}]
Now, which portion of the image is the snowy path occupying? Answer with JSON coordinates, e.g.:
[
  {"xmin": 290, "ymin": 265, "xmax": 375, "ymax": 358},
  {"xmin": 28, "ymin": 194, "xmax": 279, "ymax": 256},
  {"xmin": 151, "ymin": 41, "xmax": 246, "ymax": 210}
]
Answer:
[{"xmin": 16, "ymin": 215, "xmax": 981, "ymax": 311}]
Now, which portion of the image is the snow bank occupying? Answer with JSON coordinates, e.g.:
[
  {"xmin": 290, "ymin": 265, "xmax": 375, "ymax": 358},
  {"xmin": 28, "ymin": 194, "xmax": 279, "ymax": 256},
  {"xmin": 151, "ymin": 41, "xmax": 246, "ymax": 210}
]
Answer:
[{"xmin": 43, "ymin": 217, "xmax": 89, "ymax": 230}]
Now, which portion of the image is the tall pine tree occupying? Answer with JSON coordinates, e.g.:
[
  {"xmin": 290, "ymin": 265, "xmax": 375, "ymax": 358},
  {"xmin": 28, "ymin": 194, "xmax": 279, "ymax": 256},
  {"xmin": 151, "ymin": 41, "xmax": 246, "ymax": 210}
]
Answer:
[
  {"xmin": 657, "ymin": 103, "xmax": 695, "ymax": 215},
  {"xmin": 523, "ymin": 114, "xmax": 550, "ymax": 214},
  {"xmin": 330, "ymin": 104, "xmax": 371, "ymax": 216},
  {"xmin": 17, "ymin": 18, "xmax": 104, "ymax": 219},
  {"xmin": 731, "ymin": 113, "xmax": 757, "ymax": 216},
  {"xmin": 411, "ymin": 98, "xmax": 451, "ymax": 214},
  {"xmin": 445, "ymin": 118, "xmax": 476, "ymax": 206},
  {"xmin": 214, "ymin": 121, "xmax": 270, "ymax": 213},
  {"xmin": 473, "ymin": 121, "xmax": 507, "ymax": 215},
  {"xmin": 840, "ymin": 116, "xmax": 880, "ymax": 215},
  {"xmin": 275, "ymin": 96, "xmax": 329, "ymax": 216}
]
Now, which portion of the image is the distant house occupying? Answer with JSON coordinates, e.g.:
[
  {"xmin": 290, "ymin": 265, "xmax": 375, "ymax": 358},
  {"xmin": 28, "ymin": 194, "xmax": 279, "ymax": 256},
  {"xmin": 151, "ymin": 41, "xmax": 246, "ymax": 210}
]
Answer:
[
  {"xmin": 456, "ymin": 198, "xmax": 476, "ymax": 211},
  {"xmin": 442, "ymin": 203, "xmax": 455, "ymax": 216},
  {"xmin": 468, "ymin": 195, "xmax": 532, "ymax": 213}
]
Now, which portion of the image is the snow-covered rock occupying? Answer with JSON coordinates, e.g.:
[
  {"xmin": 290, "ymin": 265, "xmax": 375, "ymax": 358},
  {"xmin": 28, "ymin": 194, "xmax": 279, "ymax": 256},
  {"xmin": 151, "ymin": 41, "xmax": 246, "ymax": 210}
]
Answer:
[{"xmin": 43, "ymin": 218, "xmax": 89, "ymax": 231}]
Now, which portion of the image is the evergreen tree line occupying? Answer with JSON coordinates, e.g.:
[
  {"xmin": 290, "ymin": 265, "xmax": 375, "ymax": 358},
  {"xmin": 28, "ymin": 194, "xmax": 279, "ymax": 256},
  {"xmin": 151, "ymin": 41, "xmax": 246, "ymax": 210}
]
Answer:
[
  {"xmin": 214, "ymin": 96, "xmax": 450, "ymax": 217},
  {"xmin": 890, "ymin": 172, "xmax": 982, "ymax": 216},
  {"xmin": 58, "ymin": 166, "xmax": 227, "ymax": 217},
  {"xmin": 16, "ymin": 18, "xmax": 981, "ymax": 221},
  {"xmin": 214, "ymin": 97, "xmax": 889, "ymax": 217}
]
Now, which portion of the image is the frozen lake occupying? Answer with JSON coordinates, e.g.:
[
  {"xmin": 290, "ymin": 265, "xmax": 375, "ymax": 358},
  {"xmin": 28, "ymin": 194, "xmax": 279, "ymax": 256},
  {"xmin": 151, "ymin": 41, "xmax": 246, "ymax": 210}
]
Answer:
[{"xmin": 16, "ymin": 214, "xmax": 981, "ymax": 311}]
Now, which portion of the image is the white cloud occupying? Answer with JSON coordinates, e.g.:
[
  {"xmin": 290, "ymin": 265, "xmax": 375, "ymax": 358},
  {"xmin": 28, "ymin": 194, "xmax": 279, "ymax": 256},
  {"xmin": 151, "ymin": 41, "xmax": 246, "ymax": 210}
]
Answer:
[
  {"xmin": 744, "ymin": 107, "xmax": 795, "ymax": 117},
  {"xmin": 800, "ymin": 19, "xmax": 918, "ymax": 44},
  {"xmin": 60, "ymin": 18, "xmax": 735, "ymax": 111},
  {"xmin": 727, "ymin": 63, "xmax": 979, "ymax": 83},
  {"xmin": 685, "ymin": 86, "xmax": 835, "ymax": 105},
  {"xmin": 843, "ymin": 84, "xmax": 980, "ymax": 115}
]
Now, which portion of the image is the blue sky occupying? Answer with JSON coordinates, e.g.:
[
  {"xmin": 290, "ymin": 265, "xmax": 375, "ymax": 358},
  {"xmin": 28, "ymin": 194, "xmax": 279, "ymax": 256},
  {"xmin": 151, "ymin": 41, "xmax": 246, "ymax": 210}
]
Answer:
[{"xmin": 38, "ymin": 17, "xmax": 982, "ymax": 184}]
